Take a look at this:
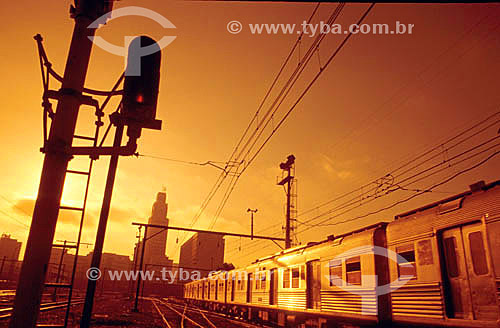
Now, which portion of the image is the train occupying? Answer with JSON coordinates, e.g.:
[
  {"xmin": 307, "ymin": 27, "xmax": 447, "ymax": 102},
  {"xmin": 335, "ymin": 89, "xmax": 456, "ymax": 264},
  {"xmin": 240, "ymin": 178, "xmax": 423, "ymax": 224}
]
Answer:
[{"xmin": 183, "ymin": 179, "xmax": 500, "ymax": 327}]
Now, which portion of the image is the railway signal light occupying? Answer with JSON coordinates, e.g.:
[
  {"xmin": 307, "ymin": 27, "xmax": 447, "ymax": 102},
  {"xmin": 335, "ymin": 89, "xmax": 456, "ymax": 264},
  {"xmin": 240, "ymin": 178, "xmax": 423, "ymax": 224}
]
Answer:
[{"xmin": 122, "ymin": 35, "xmax": 162, "ymax": 139}]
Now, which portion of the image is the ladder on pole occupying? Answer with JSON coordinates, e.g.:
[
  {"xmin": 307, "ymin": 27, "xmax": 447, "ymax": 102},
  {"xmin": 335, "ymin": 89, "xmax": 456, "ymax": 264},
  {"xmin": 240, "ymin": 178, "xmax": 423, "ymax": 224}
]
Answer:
[{"xmin": 36, "ymin": 91, "xmax": 103, "ymax": 328}]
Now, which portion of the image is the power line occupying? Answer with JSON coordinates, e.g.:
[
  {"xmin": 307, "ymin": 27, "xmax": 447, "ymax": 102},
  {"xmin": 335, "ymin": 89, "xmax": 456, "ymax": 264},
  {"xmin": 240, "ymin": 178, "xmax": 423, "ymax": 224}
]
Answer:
[
  {"xmin": 233, "ymin": 3, "xmax": 345, "ymax": 164},
  {"xmin": 297, "ymin": 141, "xmax": 499, "ymax": 230},
  {"xmin": 302, "ymin": 150, "xmax": 499, "ymax": 229},
  {"xmin": 173, "ymin": 3, "xmax": 327, "ymax": 253},
  {"xmin": 329, "ymin": 16, "xmax": 500, "ymax": 159},
  {"xmin": 239, "ymin": 3, "xmax": 375, "ymax": 174},
  {"xmin": 229, "ymin": 149, "xmax": 499, "ymax": 263},
  {"xmin": 134, "ymin": 153, "xmax": 240, "ymax": 172},
  {"xmin": 0, "ymin": 208, "xmax": 30, "ymax": 230},
  {"xmin": 228, "ymin": 1, "xmax": 322, "ymax": 164},
  {"xmin": 293, "ymin": 111, "xmax": 499, "ymax": 223},
  {"xmin": 297, "ymin": 139, "xmax": 499, "ymax": 229},
  {"xmin": 207, "ymin": 3, "xmax": 372, "ymax": 231},
  {"xmin": 225, "ymin": 116, "xmax": 499, "ymax": 256}
]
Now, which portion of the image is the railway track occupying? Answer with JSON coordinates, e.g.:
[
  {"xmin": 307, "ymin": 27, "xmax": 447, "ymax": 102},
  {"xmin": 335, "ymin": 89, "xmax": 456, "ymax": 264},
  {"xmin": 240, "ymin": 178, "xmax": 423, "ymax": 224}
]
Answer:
[
  {"xmin": 0, "ymin": 298, "xmax": 85, "ymax": 320},
  {"xmin": 150, "ymin": 297, "xmax": 268, "ymax": 328}
]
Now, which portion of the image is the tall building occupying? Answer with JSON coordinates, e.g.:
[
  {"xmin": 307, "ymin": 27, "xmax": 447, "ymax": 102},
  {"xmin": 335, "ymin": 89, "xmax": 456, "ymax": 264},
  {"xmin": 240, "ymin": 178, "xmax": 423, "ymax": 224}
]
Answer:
[
  {"xmin": 143, "ymin": 191, "xmax": 173, "ymax": 268},
  {"xmin": 0, "ymin": 234, "xmax": 22, "ymax": 281},
  {"xmin": 179, "ymin": 232, "xmax": 225, "ymax": 278},
  {"xmin": 0, "ymin": 234, "xmax": 21, "ymax": 261}
]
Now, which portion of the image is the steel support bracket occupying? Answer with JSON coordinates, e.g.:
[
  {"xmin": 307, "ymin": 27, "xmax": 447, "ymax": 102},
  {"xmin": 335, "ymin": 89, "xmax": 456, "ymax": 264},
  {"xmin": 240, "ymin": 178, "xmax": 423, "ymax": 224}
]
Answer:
[
  {"xmin": 66, "ymin": 141, "xmax": 137, "ymax": 157},
  {"xmin": 44, "ymin": 89, "xmax": 99, "ymax": 109}
]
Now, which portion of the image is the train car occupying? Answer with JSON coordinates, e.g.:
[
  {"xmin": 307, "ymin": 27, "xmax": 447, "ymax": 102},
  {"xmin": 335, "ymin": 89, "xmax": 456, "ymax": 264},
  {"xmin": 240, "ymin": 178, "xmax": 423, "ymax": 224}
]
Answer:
[
  {"xmin": 184, "ymin": 180, "xmax": 500, "ymax": 328},
  {"xmin": 387, "ymin": 180, "xmax": 500, "ymax": 328}
]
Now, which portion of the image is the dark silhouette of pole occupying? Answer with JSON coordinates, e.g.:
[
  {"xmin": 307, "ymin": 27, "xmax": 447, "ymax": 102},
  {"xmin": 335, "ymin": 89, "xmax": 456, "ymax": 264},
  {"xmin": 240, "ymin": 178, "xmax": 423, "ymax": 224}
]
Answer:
[
  {"xmin": 277, "ymin": 155, "xmax": 295, "ymax": 249},
  {"xmin": 0, "ymin": 256, "xmax": 5, "ymax": 281},
  {"xmin": 133, "ymin": 225, "xmax": 148, "ymax": 312},
  {"xmin": 53, "ymin": 240, "xmax": 67, "ymax": 301},
  {"xmin": 80, "ymin": 124, "xmax": 124, "ymax": 328},
  {"xmin": 9, "ymin": 2, "xmax": 113, "ymax": 327},
  {"xmin": 129, "ymin": 226, "xmax": 141, "ymax": 297},
  {"xmin": 285, "ymin": 171, "xmax": 291, "ymax": 249},
  {"xmin": 247, "ymin": 208, "xmax": 257, "ymax": 240}
]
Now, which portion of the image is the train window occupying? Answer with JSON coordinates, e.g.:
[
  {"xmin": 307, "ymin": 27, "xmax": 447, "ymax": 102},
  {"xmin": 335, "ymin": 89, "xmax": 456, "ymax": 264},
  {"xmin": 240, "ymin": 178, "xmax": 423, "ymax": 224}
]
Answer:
[
  {"xmin": 346, "ymin": 256, "xmax": 361, "ymax": 285},
  {"xmin": 469, "ymin": 231, "xmax": 488, "ymax": 275},
  {"xmin": 443, "ymin": 237, "xmax": 459, "ymax": 278},
  {"xmin": 329, "ymin": 259, "xmax": 342, "ymax": 286},
  {"xmin": 261, "ymin": 272, "xmax": 267, "ymax": 290},
  {"xmin": 301, "ymin": 265, "xmax": 306, "ymax": 281},
  {"xmin": 255, "ymin": 273, "xmax": 260, "ymax": 290},
  {"xmin": 292, "ymin": 267, "xmax": 300, "ymax": 288},
  {"xmin": 397, "ymin": 244, "xmax": 417, "ymax": 278},
  {"xmin": 283, "ymin": 268, "xmax": 290, "ymax": 288},
  {"xmin": 417, "ymin": 239, "xmax": 434, "ymax": 265}
]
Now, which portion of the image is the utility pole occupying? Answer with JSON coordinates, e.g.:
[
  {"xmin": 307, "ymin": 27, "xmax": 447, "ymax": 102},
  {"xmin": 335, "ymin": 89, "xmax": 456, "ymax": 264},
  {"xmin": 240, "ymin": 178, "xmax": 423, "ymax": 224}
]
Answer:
[
  {"xmin": 133, "ymin": 225, "xmax": 148, "ymax": 312},
  {"xmin": 80, "ymin": 124, "xmax": 123, "ymax": 328},
  {"xmin": 53, "ymin": 240, "xmax": 68, "ymax": 301},
  {"xmin": 81, "ymin": 35, "xmax": 163, "ymax": 325},
  {"xmin": 247, "ymin": 208, "xmax": 257, "ymax": 240},
  {"xmin": 129, "ymin": 226, "xmax": 142, "ymax": 297},
  {"xmin": 277, "ymin": 155, "xmax": 295, "ymax": 249},
  {"xmin": 9, "ymin": 2, "xmax": 113, "ymax": 327}
]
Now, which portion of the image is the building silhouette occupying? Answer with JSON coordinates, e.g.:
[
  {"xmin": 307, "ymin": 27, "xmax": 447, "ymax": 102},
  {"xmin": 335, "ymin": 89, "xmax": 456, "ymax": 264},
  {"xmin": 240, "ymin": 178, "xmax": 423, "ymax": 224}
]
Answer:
[
  {"xmin": 0, "ymin": 234, "xmax": 21, "ymax": 261},
  {"xmin": 134, "ymin": 191, "xmax": 173, "ymax": 269},
  {"xmin": 0, "ymin": 234, "xmax": 22, "ymax": 282},
  {"xmin": 179, "ymin": 232, "xmax": 225, "ymax": 278}
]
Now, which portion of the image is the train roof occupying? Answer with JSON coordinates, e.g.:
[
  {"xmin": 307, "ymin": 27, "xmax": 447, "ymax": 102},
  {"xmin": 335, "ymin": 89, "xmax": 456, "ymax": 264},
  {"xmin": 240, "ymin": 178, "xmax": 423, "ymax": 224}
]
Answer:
[
  {"xmin": 395, "ymin": 179, "xmax": 499, "ymax": 220},
  {"xmin": 251, "ymin": 221, "xmax": 388, "ymax": 264}
]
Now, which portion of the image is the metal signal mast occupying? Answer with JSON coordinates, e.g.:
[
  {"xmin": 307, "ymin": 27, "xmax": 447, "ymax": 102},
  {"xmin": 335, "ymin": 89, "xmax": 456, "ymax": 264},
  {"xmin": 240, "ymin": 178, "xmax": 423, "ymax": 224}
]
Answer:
[
  {"xmin": 277, "ymin": 155, "xmax": 298, "ymax": 249},
  {"xmin": 10, "ymin": 2, "xmax": 164, "ymax": 327}
]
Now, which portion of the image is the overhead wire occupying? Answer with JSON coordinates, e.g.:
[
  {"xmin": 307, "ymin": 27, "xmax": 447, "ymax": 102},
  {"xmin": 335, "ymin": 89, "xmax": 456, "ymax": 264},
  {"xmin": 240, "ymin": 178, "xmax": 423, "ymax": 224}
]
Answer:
[
  {"xmin": 172, "ymin": 2, "xmax": 326, "ymax": 256},
  {"xmin": 224, "ymin": 15, "xmax": 500, "ymax": 260},
  {"xmin": 225, "ymin": 112, "xmax": 499, "ymax": 256},
  {"xmin": 207, "ymin": 3, "xmax": 372, "ymax": 231},
  {"xmin": 330, "ymin": 18, "xmax": 500, "ymax": 159},
  {"xmin": 297, "ymin": 140, "xmax": 500, "ymax": 230},
  {"xmin": 231, "ymin": 148, "xmax": 499, "ymax": 262},
  {"xmin": 300, "ymin": 149, "xmax": 499, "ymax": 230}
]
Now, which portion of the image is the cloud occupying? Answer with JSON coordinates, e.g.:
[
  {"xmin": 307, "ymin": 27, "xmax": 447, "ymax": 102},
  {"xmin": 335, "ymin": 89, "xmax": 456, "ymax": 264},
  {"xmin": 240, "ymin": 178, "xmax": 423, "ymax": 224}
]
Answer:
[
  {"xmin": 319, "ymin": 153, "xmax": 353, "ymax": 180},
  {"xmin": 12, "ymin": 198, "xmax": 95, "ymax": 227}
]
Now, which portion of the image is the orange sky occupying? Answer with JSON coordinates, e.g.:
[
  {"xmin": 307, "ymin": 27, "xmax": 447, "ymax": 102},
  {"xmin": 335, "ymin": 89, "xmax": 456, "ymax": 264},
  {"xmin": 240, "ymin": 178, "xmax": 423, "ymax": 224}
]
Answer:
[{"xmin": 0, "ymin": 1, "xmax": 499, "ymax": 268}]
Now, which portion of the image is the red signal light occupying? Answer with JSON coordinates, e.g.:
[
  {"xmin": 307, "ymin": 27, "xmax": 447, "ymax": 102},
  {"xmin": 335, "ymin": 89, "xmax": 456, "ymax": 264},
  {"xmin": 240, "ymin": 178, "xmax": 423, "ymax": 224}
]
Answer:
[{"xmin": 136, "ymin": 94, "xmax": 144, "ymax": 103}]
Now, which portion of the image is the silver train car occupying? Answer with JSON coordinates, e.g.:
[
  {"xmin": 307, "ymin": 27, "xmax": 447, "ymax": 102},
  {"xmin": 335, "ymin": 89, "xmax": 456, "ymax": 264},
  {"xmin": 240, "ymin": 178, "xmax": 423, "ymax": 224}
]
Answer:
[{"xmin": 184, "ymin": 180, "xmax": 500, "ymax": 327}]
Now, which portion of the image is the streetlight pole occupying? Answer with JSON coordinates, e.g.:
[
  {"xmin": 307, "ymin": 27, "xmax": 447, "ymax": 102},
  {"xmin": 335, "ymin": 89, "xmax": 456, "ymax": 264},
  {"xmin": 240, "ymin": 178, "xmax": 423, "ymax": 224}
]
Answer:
[{"xmin": 247, "ymin": 209, "xmax": 257, "ymax": 240}]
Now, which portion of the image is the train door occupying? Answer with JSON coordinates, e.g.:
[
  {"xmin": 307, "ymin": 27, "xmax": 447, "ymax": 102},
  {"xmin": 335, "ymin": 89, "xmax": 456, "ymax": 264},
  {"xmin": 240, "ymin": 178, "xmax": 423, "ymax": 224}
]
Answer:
[
  {"xmin": 269, "ymin": 268, "xmax": 277, "ymax": 305},
  {"xmin": 306, "ymin": 260, "xmax": 321, "ymax": 309},
  {"xmin": 247, "ymin": 273, "xmax": 253, "ymax": 303},
  {"xmin": 441, "ymin": 223, "xmax": 497, "ymax": 320}
]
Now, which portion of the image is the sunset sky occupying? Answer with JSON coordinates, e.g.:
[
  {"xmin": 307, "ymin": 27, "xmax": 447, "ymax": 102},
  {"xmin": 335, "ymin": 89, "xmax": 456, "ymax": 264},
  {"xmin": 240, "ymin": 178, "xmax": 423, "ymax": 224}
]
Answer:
[{"xmin": 0, "ymin": 1, "xmax": 499, "ymax": 268}]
